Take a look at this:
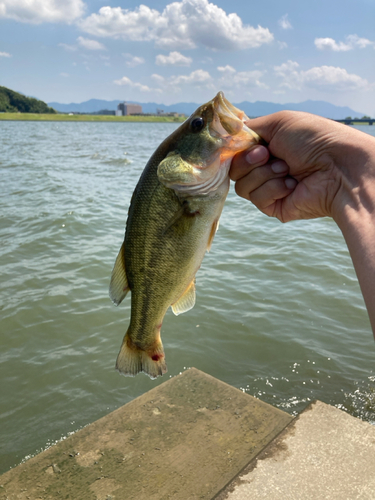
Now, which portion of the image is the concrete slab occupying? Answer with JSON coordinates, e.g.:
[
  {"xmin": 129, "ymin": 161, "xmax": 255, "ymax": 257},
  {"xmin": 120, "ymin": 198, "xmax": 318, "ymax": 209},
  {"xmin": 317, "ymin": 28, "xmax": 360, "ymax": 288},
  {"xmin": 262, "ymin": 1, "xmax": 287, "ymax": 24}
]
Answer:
[
  {"xmin": 0, "ymin": 368, "xmax": 292, "ymax": 500},
  {"xmin": 217, "ymin": 400, "xmax": 375, "ymax": 500}
]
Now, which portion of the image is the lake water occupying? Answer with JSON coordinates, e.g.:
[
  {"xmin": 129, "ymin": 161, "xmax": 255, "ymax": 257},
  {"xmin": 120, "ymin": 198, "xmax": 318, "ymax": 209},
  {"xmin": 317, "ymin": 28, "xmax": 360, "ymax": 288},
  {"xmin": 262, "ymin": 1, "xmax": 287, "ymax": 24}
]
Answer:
[{"xmin": 1, "ymin": 120, "xmax": 374, "ymax": 474}]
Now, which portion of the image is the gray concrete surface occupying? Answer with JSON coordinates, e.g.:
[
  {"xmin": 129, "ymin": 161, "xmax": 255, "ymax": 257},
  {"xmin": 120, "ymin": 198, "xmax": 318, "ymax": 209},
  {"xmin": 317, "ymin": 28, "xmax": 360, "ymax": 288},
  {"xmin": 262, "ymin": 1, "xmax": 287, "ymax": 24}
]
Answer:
[
  {"xmin": 217, "ymin": 400, "xmax": 375, "ymax": 500},
  {"xmin": 3, "ymin": 370, "xmax": 374, "ymax": 500},
  {"xmin": 0, "ymin": 368, "xmax": 292, "ymax": 500}
]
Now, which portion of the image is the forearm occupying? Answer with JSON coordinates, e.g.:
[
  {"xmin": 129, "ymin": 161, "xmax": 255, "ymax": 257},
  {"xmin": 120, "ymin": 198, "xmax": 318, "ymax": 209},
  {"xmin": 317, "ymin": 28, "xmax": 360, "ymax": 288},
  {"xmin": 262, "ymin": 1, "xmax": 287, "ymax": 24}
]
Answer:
[
  {"xmin": 332, "ymin": 133, "xmax": 375, "ymax": 337},
  {"xmin": 338, "ymin": 210, "xmax": 375, "ymax": 337}
]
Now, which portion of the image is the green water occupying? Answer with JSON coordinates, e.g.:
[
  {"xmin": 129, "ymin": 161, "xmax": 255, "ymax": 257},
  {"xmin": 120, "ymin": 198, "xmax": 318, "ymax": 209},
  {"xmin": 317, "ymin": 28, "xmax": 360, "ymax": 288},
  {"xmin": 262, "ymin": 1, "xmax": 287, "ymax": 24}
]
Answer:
[{"xmin": 1, "ymin": 121, "xmax": 374, "ymax": 474}]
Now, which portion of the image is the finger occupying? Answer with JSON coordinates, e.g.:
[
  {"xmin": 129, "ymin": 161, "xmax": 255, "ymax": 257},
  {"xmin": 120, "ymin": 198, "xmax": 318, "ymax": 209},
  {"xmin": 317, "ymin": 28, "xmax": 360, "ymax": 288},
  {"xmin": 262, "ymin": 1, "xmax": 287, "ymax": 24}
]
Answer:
[
  {"xmin": 233, "ymin": 160, "xmax": 289, "ymax": 199},
  {"xmin": 230, "ymin": 145, "xmax": 269, "ymax": 181},
  {"xmin": 235, "ymin": 172, "xmax": 297, "ymax": 206},
  {"xmin": 248, "ymin": 177, "xmax": 298, "ymax": 211},
  {"xmin": 246, "ymin": 145, "xmax": 270, "ymax": 165}
]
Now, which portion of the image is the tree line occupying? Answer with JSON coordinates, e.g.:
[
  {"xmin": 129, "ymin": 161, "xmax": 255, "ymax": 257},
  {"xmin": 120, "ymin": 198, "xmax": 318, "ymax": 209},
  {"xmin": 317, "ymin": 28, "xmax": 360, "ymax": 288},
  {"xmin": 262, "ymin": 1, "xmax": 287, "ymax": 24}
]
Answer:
[{"xmin": 0, "ymin": 86, "xmax": 56, "ymax": 114}]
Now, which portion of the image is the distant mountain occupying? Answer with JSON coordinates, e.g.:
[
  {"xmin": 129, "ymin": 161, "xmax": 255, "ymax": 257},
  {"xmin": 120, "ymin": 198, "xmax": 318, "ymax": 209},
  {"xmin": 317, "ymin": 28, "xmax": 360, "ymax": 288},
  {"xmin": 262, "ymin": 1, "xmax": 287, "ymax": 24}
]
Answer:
[
  {"xmin": 0, "ymin": 86, "xmax": 56, "ymax": 113},
  {"xmin": 47, "ymin": 98, "xmax": 199, "ymax": 115},
  {"xmin": 48, "ymin": 98, "xmax": 365, "ymax": 120},
  {"xmin": 48, "ymin": 99, "xmax": 121, "ymax": 114},
  {"xmin": 236, "ymin": 100, "xmax": 365, "ymax": 120}
]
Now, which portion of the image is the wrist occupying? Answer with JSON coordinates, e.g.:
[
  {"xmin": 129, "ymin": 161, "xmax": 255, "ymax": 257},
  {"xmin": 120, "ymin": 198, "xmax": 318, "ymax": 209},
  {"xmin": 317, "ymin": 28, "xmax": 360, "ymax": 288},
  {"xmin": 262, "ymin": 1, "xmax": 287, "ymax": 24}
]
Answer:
[{"xmin": 331, "ymin": 131, "xmax": 375, "ymax": 230}]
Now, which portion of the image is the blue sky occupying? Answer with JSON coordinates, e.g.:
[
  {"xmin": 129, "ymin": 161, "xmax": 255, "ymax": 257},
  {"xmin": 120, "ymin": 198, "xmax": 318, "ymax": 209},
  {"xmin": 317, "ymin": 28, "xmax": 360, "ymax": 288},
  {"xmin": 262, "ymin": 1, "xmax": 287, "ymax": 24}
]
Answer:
[{"xmin": 0, "ymin": 0, "xmax": 374, "ymax": 114}]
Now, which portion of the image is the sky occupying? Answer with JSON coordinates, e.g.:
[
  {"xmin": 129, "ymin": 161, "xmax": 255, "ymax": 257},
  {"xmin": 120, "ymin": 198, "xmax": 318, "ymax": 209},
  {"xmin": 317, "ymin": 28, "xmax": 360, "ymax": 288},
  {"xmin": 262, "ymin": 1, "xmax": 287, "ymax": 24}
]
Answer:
[{"xmin": 0, "ymin": 0, "xmax": 374, "ymax": 114}]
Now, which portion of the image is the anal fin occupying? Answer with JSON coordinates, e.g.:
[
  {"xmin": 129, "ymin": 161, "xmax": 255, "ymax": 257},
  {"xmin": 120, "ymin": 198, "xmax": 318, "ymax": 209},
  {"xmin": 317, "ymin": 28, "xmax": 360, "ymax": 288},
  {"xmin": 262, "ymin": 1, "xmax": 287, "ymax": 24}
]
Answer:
[
  {"xmin": 171, "ymin": 279, "xmax": 196, "ymax": 316},
  {"xmin": 109, "ymin": 241, "xmax": 129, "ymax": 306}
]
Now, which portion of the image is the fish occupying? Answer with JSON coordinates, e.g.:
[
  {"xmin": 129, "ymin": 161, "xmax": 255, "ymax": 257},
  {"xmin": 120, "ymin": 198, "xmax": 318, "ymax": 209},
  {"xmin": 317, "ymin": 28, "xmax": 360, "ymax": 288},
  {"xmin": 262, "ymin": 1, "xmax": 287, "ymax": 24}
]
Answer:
[{"xmin": 109, "ymin": 91, "xmax": 260, "ymax": 379}]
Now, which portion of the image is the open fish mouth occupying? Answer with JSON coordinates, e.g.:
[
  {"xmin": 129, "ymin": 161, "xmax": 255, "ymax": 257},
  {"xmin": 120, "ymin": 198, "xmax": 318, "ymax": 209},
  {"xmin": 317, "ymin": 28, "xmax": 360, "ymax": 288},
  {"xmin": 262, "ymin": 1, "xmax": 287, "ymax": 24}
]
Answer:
[
  {"xmin": 210, "ymin": 91, "xmax": 260, "ymax": 145},
  {"xmin": 157, "ymin": 91, "xmax": 260, "ymax": 196}
]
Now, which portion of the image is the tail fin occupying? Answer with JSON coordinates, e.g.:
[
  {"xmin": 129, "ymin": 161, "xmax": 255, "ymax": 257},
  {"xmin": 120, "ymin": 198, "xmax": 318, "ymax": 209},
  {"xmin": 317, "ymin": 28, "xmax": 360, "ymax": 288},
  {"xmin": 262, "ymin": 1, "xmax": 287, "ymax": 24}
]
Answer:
[{"xmin": 115, "ymin": 330, "xmax": 167, "ymax": 380}]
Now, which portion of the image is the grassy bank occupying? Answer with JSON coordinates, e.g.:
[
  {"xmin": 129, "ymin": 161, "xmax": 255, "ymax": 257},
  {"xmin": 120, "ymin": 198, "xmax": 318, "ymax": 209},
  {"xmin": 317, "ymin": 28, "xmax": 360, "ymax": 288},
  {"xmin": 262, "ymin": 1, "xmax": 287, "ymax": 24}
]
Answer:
[{"xmin": 0, "ymin": 113, "xmax": 186, "ymax": 123}]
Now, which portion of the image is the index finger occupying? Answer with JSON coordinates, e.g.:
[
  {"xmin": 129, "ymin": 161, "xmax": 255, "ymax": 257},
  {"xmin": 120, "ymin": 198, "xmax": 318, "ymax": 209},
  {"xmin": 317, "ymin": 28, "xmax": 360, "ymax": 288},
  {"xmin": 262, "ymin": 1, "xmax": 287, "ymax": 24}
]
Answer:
[{"xmin": 230, "ymin": 144, "xmax": 270, "ymax": 181}]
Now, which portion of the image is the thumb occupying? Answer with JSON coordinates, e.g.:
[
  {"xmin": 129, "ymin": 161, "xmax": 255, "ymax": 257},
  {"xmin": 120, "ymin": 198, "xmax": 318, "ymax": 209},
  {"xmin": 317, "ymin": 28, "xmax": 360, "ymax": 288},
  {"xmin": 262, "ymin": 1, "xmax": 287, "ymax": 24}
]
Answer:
[{"xmin": 245, "ymin": 112, "xmax": 288, "ymax": 145}]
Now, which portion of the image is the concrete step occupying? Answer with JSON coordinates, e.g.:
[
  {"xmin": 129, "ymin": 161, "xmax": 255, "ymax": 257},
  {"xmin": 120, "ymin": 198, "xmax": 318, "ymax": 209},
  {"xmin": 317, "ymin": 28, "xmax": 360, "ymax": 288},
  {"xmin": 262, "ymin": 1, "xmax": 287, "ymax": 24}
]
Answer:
[
  {"xmin": 0, "ymin": 368, "xmax": 292, "ymax": 500},
  {"xmin": 217, "ymin": 400, "xmax": 375, "ymax": 500}
]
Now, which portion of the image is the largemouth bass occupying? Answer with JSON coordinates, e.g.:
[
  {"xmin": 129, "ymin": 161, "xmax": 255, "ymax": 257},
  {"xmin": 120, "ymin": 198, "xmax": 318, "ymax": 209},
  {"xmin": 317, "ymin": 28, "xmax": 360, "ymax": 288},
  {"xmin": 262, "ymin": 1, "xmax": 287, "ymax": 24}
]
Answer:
[{"xmin": 109, "ymin": 92, "xmax": 259, "ymax": 379}]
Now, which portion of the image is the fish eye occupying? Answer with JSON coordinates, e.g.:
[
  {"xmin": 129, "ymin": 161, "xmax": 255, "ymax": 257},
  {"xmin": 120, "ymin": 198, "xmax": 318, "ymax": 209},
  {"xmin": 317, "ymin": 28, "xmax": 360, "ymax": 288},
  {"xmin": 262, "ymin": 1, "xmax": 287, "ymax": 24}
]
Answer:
[{"xmin": 190, "ymin": 117, "xmax": 205, "ymax": 132}]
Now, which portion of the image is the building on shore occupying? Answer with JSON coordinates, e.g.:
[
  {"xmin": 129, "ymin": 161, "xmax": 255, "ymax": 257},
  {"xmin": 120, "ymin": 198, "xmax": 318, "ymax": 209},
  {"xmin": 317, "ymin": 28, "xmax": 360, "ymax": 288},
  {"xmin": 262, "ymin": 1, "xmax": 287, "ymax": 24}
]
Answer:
[
  {"xmin": 156, "ymin": 108, "xmax": 180, "ymax": 117},
  {"xmin": 116, "ymin": 102, "xmax": 143, "ymax": 116}
]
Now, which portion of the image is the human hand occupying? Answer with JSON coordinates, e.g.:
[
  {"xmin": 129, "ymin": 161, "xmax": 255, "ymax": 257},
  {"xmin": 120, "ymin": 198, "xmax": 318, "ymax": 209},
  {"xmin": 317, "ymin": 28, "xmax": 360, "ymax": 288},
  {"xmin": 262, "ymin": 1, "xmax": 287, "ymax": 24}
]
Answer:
[
  {"xmin": 231, "ymin": 110, "xmax": 375, "ymax": 336},
  {"xmin": 231, "ymin": 111, "xmax": 369, "ymax": 223}
]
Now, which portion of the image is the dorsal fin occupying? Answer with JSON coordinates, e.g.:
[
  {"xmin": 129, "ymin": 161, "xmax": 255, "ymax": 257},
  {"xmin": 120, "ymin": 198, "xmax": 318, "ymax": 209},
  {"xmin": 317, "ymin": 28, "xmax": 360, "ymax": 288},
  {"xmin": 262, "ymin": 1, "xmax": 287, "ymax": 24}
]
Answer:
[
  {"xmin": 109, "ymin": 242, "xmax": 129, "ymax": 306},
  {"xmin": 171, "ymin": 279, "xmax": 196, "ymax": 316}
]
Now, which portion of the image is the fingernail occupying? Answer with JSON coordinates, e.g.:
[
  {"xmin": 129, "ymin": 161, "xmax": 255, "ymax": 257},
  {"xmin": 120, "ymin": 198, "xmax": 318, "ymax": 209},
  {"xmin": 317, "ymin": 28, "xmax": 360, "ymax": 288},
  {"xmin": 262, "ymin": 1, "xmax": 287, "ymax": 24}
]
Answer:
[
  {"xmin": 272, "ymin": 161, "xmax": 288, "ymax": 174},
  {"xmin": 285, "ymin": 177, "xmax": 297, "ymax": 189},
  {"xmin": 246, "ymin": 146, "xmax": 268, "ymax": 164}
]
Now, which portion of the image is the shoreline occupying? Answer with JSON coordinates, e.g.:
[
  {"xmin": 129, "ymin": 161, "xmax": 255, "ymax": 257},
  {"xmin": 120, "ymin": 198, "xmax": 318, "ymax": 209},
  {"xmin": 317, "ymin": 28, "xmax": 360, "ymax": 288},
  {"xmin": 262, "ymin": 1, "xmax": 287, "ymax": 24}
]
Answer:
[
  {"xmin": 0, "ymin": 113, "xmax": 373, "ymax": 125},
  {"xmin": 0, "ymin": 113, "xmax": 186, "ymax": 123}
]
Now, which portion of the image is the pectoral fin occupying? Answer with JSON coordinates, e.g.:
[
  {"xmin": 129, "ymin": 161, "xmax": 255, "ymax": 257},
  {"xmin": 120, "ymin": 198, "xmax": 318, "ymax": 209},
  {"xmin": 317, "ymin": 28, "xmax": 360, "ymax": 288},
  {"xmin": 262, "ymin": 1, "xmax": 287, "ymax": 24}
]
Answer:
[
  {"xmin": 207, "ymin": 219, "xmax": 219, "ymax": 252},
  {"xmin": 109, "ymin": 242, "xmax": 129, "ymax": 306},
  {"xmin": 171, "ymin": 279, "xmax": 196, "ymax": 316},
  {"xmin": 162, "ymin": 205, "xmax": 185, "ymax": 234}
]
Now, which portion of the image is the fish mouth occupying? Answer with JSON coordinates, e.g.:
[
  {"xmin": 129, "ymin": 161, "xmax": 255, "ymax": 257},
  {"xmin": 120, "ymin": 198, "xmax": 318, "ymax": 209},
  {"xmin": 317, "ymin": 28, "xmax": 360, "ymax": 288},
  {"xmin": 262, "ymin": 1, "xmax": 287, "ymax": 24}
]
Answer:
[
  {"xmin": 210, "ymin": 91, "xmax": 260, "ymax": 143},
  {"xmin": 159, "ymin": 92, "xmax": 260, "ymax": 197}
]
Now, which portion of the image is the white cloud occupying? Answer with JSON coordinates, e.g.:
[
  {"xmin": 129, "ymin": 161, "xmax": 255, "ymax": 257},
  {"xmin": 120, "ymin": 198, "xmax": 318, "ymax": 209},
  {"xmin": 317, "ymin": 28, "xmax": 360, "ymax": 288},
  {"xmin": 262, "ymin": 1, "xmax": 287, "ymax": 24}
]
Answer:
[
  {"xmin": 77, "ymin": 36, "xmax": 106, "ymax": 51},
  {"xmin": 80, "ymin": 5, "xmax": 162, "ymax": 42},
  {"xmin": 60, "ymin": 72, "xmax": 69, "ymax": 77},
  {"xmin": 79, "ymin": 0, "xmax": 273, "ymax": 51},
  {"xmin": 347, "ymin": 34, "xmax": 374, "ymax": 49},
  {"xmin": 278, "ymin": 41, "xmax": 288, "ymax": 50},
  {"xmin": 278, "ymin": 14, "xmax": 292, "ymax": 30},
  {"xmin": 232, "ymin": 71, "xmax": 268, "ymax": 88},
  {"xmin": 0, "ymin": 51, "xmax": 11, "ymax": 57},
  {"xmin": 315, "ymin": 34, "xmax": 374, "ymax": 51},
  {"xmin": 0, "ymin": 0, "xmax": 85, "ymax": 24},
  {"xmin": 151, "ymin": 69, "xmax": 212, "ymax": 94},
  {"xmin": 113, "ymin": 76, "xmax": 159, "ymax": 93},
  {"xmin": 123, "ymin": 53, "xmax": 145, "ymax": 67},
  {"xmin": 217, "ymin": 65, "xmax": 267, "ymax": 89},
  {"xmin": 315, "ymin": 38, "xmax": 351, "ymax": 52},
  {"xmin": 274, "ymin": 60, "xmax": 300, "ymax": 88},
  {"xmin": 169, "ymin": 69, "xmax": 211, "ymax": 86},
  {"xmin": 217, "ymin": 65, "xmax": 236, "ymax": 73},
  {"xmin": 59, "ymin": 43, "xmax": 77, "ymax": 52},
  {"xmin": 302, "ymin": 66, "xmax": 369, "ymax": 90},
  {"xmin": 151, "ymin": 74, "xmax": 182, "ymax": 94},
  {"xmin": 274, "ymin": 60, "xmax": 369, "ymax": 91},
  {"xmin": 156, "ymin": 51, "xmax": 192, "ymax": 66},
  {"xmin": 151, "ymin": 74, "xmax": 166, "ymax": 85}
]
